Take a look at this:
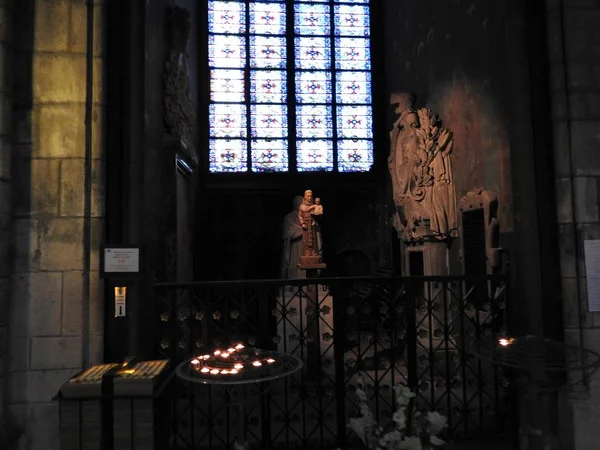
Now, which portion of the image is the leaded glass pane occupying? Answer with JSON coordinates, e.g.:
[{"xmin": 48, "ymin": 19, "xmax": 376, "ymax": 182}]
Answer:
[
  {"xmin": 250, "ymin": 3, "xmax": 286, "ymax": 35},
  {"xmin": 334, "ymin": 37, "xmax": 370, "ymax": 70},
  {"xmin": 295, "ymin": 71, "xmax": 332, "ymax": 104},
  {"xmin": 251, "ymin": 70, "xmax": 287, "ymax": 103},
  {"xmin": 250, "ymin": 36, "xmax": 287, "ymax": 68},
  {"xmin": 209, "ymin": 35, "xmax": 246, "ymax": 68},
  {"xmin": 336, "ymin": 105, "xmax": 373, "ymax": 139},
  {"xmin": 334, "ymin": 0, "xmax": 368, "ymax": 2},
  {"xmin": 337, "ymin": 139, "xmax": 373, "ymax": 172},
  {"xmin": 209, "ymin": 139, "xmax": 248, "ymax": 172},
  {"xmin": 251, "ymin": 105, "xmax": 288, "ymax": 138},
  {"xmin": 210, "ymin": 104, "xmax": 247, "ymax": 138},
  {"xmin": 251, "ymin": 139, "xmax": 288, "ymax": 172},
  {"xmin": 208, "ymin": 1, "xmax": 246, "ymax": 34},
  {"xmin": 334, "ymin": 5, "xmax": 369, "ymax": 37},
  {"xmin": 294, "ymin": 4, "xmax": 330, "ymax": 36},
  {"xmin": 335, "ymin": 71, "xmax": 371, "ymax": 104},
  {"xmin": 210, "ymin": 69, "xmax": 245, "ymax": 103},
  {"xmin": 295, "ymin": 37, "xmax": 331, "ymax": 70},
  {"xmin": 297, "ymin": 139, "xmax": 333, "ymax": 172},
  {"xmin": 297, "ymin": 105, "xmax": 333, "ymax": 138}
]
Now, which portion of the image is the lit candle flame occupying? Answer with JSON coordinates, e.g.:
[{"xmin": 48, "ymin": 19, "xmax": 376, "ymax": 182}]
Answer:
[
  {"xmin": 191, "ymin": 359, "xmax": 199, "ymax": 365},
  {"xmin": 231, "ymin": 369, "xmax": 238, "ymax": 374},
  {"xmin": 266, "ymin": 358, "xmax": 275, "ymax": 364},
  {"xmin": 235, "ymin": 344, "xmax": 244, "ymax": 349},
  {"xmin": 234, "ymin": 364, "xmax": 244, "ymax": 369},
  {"xmin": 252, "ymin": 361, "xmax": 262, "ymax": 367},
  {"xmin": 498, "ymin": 337, "xmax": 515, "ymax": 347},
  {"xmin": 214, "ymin": 350, "xmax": 221, "ymax": 356},
  {"xmin": 210, "ymin": 369, "xmax": 219, "ymax": 374},
  {"xmin": 222, "ymin": 370, "xmax": 230, "ymax": 374},
  {"xmin": 222, "ymin": 353, "xmax": 229, "ymax": 358},
  {"xmin": 201, "ymin": 368, "xmax": 210, "ymax": 373},
  {"xmin": 227, "ymin": 348, "xmax": 236, "ymax": 353}
]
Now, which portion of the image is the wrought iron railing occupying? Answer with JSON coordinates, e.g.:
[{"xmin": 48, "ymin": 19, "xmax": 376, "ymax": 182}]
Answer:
[{"xmin": 155, "ymin": 275, "xmax": 511, "ymax": 449}]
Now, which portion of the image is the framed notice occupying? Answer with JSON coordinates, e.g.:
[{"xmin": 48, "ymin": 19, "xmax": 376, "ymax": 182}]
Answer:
[
  {"xmin": 100, "ymin": 245, "xmax": 142, "ymax": 279},
  {"xmin": 584, "ymin": 240, "xmax": 600, "ymax": 312}
]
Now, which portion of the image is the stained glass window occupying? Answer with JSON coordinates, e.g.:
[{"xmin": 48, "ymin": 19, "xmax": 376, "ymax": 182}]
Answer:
[{"xmin": 208, "ymin": 0, "xmax": 374, "ymax": 173}]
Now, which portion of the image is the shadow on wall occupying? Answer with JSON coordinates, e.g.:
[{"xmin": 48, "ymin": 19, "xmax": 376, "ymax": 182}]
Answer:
[{"xmin": 6, "ymin": 0, "xmax": 35, "ymax": 446}]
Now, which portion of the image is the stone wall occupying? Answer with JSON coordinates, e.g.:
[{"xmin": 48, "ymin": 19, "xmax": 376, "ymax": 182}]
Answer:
[
  {"xmin": 546, "ymin": 0, "xmax": 600, "ymax": 449},
  {"xmin": 5, "ymin": 1, "xmax": 105, "ymax": 448},
  {"xmin": 0, "ymin": 0, "xmax": 12, "ymax": 439}
]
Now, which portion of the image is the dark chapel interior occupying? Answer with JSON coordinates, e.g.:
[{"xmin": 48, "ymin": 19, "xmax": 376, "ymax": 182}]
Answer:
[{"xmin": 1, "ymin": 0, "xmax": 600, "ymax": 449}]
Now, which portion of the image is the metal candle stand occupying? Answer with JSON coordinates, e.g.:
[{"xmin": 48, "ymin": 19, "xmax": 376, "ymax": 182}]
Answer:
[
  {"xmin": 471, "ymin": 335, "xmax": 600, "ymax": 450},
  {"xmin": 175, "ymin": 349, "xmax": 303, "ymax": 450}
]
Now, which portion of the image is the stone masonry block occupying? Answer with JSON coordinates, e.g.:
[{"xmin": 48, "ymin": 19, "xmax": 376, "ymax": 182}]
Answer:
[
  {"xmin": 89, "ymin": 271, "xmax": 103, "ymax": 335},
  {"xmin": 61, "ymin": 271, "xmax": 83, "ymax": 336},
  {"xmin": 0, "ymin": 43, "xmax": 10, "ymax": 95},
  {"xmin": 33, "ymin": 104, "xmax": 103, "ymax": 159},
  {"xmin": 571, "ymin": 121, "xmax": 600, "ymax": 175},
  {"xmin": 0, "ymin": 138, "xmax": 11, "ymax": 179},
  {"xmin": 13, "ymin": 158, "xmax": 60, "ymax": 216},
  {"xmin": 12, "ymin": 218, "xmax": 41, "ymax": 273},
  {"xmin": 8, "ymin": 337, "xmax": 30, "ymax": 372},
  {"xmin": 568, "ymin": 64, "xmax": 600, "ymax": 89},
  {"xmin": 90, "ymin": 217, "xmax": 102, "ymax": 271},
  {"xmin": 92, "ymin": 106, "xmax": 104, "ymax": 159},
  {"xmin": 34, "ymin": 0, "xmax": 69, "ymax": 52},
  {"xmin": 565, "ymin": 10, "xmax": 600, "ymax": 60},
  {"xmin": 561, "ymin": 276, "xmax": 593, "ymax": 327},
  {"xmin": 62, "ymin": 271, "xmax": 103, "ymax": 337},
  {"xmin": 93, "ymin": 57, "xmax": 104, "ymax": 105},
  {"xmin": 0, "ymin": 181, "xmax": 9, "ymax": 213},
  {"xmin": 70, "ymin": 3, "xmax": 105, "ymax": 57},
  {"xmin": 88, "ymin": 332, "xmax": 103, "ymax": 366},
  {"xmin": 39, "ymin": 218, "xmax": 84, "ymax": 271},
  {"xmin": 10, "ymin": 271, "xmax": 62, "ymax": 337},
  {"xmin": 8, "ymin": 368, "xmax": 79, "ymax": 403},
  {"xmin": 30, "ymin": 336, "xmax": 82, "ymax": 370},
  {"xmin": 558, "ymin": 223, "xmax": 579, "ymax": 278},
  {"xmin": 575, "ymin": 177, "xmax": 599, "ymax": 222},
  {"xmin": 33, "ymin": 104, "xmax": 85, "ymax": 158},
  {"xmin": 33, "ymin": 54, "xmax": 86, "ymax": 104},
  {"xmin": 569, "ymin": 91, "xmax": 600, "ymax": 120},
  {"xmin": 59, "ymin": 159, "xmax": 105, "ymax": 217}
]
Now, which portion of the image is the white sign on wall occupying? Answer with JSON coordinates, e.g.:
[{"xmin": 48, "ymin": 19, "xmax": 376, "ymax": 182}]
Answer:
[
  {"xmin": 584, "ymin": 240, "xmax": 600, "ymax": 312},
  {"xmin": 104, "ymin": 248, "xmax": 140, "ymax": 274}
]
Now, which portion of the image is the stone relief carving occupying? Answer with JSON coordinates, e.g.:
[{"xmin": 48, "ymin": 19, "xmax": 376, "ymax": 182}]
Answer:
[
  {"xmin": 459, "ymin": 188, "xmax": 501, "ymax": 272},
  {"xmin": 388, "ymin": 92, "xmax": 458, "ymax": 243},
  {"xmin": 164, "ymin": 6, "xmax": 195, "ymax": 160}
]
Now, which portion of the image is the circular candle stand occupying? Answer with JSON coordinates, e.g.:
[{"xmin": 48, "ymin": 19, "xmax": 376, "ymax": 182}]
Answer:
[
  {"xmin": 471, "ymin": 335, "xmax": 600, "ymax": 450},
  {"xmin": 175, "ymin": 347, "xmax": 303, "ymax": 450}
]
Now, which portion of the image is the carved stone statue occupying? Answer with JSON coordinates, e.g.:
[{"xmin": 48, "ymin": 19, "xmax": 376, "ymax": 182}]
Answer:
[
  {"xmin": 164, "ymin": 7, "xmax": 195, "ymax": 160},
  {"xmin": 298, "ymin": 190, "xmax": 325, "ymax": 269},
  {"xmin": 280, "ymin": 196, "xmax": 304, "ymax": 279},
  {"xmin": 388, "ymin": 92, "xmax": 457, "ymax": 242}
]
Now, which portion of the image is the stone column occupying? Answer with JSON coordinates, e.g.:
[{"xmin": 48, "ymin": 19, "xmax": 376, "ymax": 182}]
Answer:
[
  {"xmin": 7, "ymin": 1, "xmax": 105, "ymax": 449},
  {"xmin": 0, "ymin": 0, "xmax": 12, "ymax": 436},
  {"xmin": 546, "ymin": 1, "xmax": 600, "ymax": 449}
]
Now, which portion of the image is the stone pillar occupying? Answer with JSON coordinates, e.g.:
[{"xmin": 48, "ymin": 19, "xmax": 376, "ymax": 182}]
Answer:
[
  {"xmin": 7, "ymin": 1, "xmax": 105, "ymax": 449},
  {"xmin": 0, "ymin": 0, "xmax": 12, "ymax": 437},
  {"xmin": 546, "ymin": 1, "xmax": 600, "ymax": 449}
]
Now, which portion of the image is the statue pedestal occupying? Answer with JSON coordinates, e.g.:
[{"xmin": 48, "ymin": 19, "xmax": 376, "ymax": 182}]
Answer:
[{"xmin": 298, "ymin": 255, "xmax": 326, "ymax": 270}]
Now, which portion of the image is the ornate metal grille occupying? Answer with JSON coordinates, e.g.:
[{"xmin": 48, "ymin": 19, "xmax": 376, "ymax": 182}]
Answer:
[{"xmin": 155, "ymin": 275, "xmax": 511, "ymax": 449}]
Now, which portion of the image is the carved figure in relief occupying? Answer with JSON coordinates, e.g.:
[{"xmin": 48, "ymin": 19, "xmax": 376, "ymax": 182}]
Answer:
[{"xmin": 388, "ymin": 92, "xmax": 458, "ymax": 241}]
